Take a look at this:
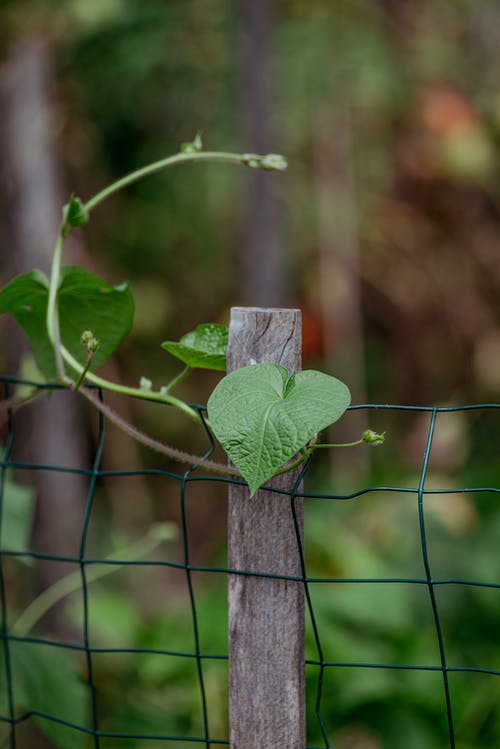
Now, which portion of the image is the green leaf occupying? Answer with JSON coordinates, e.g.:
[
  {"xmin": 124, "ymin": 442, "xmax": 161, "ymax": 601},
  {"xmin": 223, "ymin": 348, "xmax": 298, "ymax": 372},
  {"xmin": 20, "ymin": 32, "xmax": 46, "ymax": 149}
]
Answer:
[
  {"xmin": 207, "ymin": 363, "xmax": 351, "ymax": 494},
  {"xmin": 8, "ymin": 641, "xmax": 88, "ymax": 749},
  {"xmin": 162, "ymin": 323, "xmax": 228, "ymax": 371},
  {"xmin": 0, "ymin": 270, "xmax": 53, "ymax": 376},
  {"xmin": 0, "ymin": 266, "xmax": 134, "ymax": 379},
  {"xmin": 58, "ymin": 266, "xmax": 134, "ymax": 373}
]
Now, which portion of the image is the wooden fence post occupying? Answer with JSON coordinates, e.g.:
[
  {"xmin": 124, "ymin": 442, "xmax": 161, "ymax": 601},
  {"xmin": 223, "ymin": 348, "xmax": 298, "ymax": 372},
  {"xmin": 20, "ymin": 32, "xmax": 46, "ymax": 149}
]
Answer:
[{"xmin": 227, "ymin": 306, "xmax": 305, "ymax": 749}]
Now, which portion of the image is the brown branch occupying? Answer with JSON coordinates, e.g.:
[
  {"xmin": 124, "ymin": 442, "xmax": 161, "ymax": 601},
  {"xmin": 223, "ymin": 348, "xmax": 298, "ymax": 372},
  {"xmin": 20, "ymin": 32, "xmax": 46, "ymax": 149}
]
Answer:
[{"xmin": 78, "ymin": 387, "xmax": 240, "ymax": 477}]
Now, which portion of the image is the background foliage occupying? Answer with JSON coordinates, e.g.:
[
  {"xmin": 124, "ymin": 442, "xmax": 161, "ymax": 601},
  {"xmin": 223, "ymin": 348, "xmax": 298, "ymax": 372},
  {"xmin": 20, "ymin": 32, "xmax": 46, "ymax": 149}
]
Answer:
[{"xmin": 1, "ymin": 1, "xmax": 500, "ymax": 747}]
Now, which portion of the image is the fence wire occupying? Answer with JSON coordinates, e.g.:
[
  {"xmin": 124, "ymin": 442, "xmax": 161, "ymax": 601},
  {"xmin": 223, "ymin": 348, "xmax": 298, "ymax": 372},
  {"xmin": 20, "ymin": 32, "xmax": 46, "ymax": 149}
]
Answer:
[{"xmin": 0, "ymin": 375, "xmax": 499, "ymax": 749}]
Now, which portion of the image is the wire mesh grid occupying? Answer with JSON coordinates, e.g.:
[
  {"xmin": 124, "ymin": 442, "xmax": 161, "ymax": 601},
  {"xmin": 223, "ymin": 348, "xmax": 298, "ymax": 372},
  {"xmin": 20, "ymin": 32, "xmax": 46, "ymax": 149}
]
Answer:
[{"xmin": 1, "ymin": 375, "xmax": 499, "ymax": 748}]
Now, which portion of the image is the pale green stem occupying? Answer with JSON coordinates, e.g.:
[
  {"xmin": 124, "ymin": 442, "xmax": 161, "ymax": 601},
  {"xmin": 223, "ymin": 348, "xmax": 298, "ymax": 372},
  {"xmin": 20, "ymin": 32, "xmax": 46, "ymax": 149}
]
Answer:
[
  {"xmin": 14, "ymin": 526, "xmax": 174, "ymax": 637},
  {"xmin": 46, "ymin": 150, "xmax": 261, "ymax": 420},
  {"xmin": 274, "ymin": 448, "xmax": 311, "ymax": 478},
  {"xmin": 314, "ymin": 439, "xmax": 364, "ymax": 449},
  {"xmin": 162, "ymin": 365, "xmax": 192, "ymax": 394},
  {"xmin": 84, "ymin": 151, "xmax": 257, "ymax": 213},
  {"xmin": 78, "ymin": 385, "xmax": 237, "ymax": 476},
  {"xmin": 59, "ymin": 342, "xmax": 201, "ymax": 422},
  {"xmin": 274, "ymin": 437, "xmax": 366, "ymax": 478},
  {"xmin": 72, "ymin": 349, "xmax": 96, "ymax": 392},
  {"xmin": 46, "ymin": 232, "xmax": 66, "ymax": 380}
]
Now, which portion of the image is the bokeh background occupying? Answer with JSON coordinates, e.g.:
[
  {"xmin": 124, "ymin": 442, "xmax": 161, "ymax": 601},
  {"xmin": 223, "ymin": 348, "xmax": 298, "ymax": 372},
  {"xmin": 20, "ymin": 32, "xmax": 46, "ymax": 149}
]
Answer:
[{"xmin": 1, "ymin": 1, "xmax": 500, "ymax": 748}]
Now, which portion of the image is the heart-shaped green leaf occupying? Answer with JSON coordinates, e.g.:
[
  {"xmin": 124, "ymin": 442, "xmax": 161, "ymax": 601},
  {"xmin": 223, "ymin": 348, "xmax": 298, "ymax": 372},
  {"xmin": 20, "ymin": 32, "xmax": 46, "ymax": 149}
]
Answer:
[
  {"xmin": 162, "ymin": 323, "xmax": 228, "ymax": 371},
  {"xmin": 207, "ymin": 363, "xmax": 351, "ymax": 494},
  {"xmin": 0, "ymin": 266, "xmax": 134, "ymax": 379}
]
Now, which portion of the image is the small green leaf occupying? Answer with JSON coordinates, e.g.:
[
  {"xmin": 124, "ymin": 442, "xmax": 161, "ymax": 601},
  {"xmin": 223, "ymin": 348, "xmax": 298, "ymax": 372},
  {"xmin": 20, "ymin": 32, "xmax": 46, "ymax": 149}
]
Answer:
[
  {"xmin": 0, "ymin": 267, "xmax": 134, "ymax": 379},
  {"xmin": 162, "ymin": 323, "xmax": 228, "ymax": 371},
  {"xmin": 62, "ymin": 195, "xmax": 89, "ymax": 236},
  {"xmin": 180, "ymin": 131, "xmax": 203, "ymax": 154},
  {"xmin": 207, "ymin": 363, "xmax": 351, "ymax": 494}
]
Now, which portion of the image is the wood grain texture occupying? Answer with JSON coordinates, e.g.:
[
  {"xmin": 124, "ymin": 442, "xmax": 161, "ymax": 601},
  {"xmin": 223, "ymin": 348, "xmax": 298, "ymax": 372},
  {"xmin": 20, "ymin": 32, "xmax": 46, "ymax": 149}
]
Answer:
[{"xmin": 227, "ymin": 307, "xmax": 305, "ymax": 749}]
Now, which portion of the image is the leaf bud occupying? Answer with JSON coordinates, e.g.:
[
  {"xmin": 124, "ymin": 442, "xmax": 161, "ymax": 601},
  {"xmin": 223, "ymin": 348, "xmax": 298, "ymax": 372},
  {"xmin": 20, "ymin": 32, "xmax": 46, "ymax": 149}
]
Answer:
[
  {"xmin": 80, "ymin": 330, "xmax": 99, "ymax": 352},
  {"xmin": 260, "ymin": 153, "xmax": 288, "ymax": 171},
  {"xmin": 241, "ymin": 153, "xmax": 262, "ymax": 168},
  {"xmin": 362, "ymin": 429, "xmax": 386, "ymax": 446},
  {"xmin": 180, "ymin": 131, "xmax": 203, "ymax": 154},
  {"xmin": 139, "ymin": 376, "xmax": 153, "ymax": 391},
  {"xmin": 62, "ymin": 195, "xmax": 89, "ymax": 237}
]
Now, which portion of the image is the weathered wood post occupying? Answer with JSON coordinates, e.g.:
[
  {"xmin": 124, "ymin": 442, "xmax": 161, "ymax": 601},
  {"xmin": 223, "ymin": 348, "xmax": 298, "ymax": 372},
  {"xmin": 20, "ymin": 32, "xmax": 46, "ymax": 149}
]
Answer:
[{"xmin": 227, "ymin": 307, "xmax": 305, "ymax": 749}]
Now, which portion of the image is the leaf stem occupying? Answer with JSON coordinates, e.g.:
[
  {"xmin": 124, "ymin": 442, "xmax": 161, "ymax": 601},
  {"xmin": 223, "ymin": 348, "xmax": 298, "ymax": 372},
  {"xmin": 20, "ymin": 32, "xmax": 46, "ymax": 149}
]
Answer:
[
  {"xmin": 46, "ymin": 231, "xmax": 66, "ymax": 380},
  {"xmin": 314, "ymin": 439, "xmax": 364, "ymax": 449},
  {"xmin": 273, "ymin": 436, "xmax": 368, "ymax": 478},
  {"xmin": 84, "ymin": 151, "xmax": 264, "ymax": 213},
  {"xmin": 274, "ymin": 450, "xmax": 311, "ymax": 477},
  {"xmin": 72, "ymin": 349, "xmax": 96, "ymax": 392},
  {"xmin": 162, "ymin": 365, "xmax": 192, "ymax": 394},
  {"xmin": 58, "ymin": 342, "xmax": 201, "ymax": 422},
  {"xmin": 78, "ymin": 386, "xmax": 240, "ymax": 476},
  {"xmin": 46, "ymin": 148, "xmax": 277, "ymax": 419}
]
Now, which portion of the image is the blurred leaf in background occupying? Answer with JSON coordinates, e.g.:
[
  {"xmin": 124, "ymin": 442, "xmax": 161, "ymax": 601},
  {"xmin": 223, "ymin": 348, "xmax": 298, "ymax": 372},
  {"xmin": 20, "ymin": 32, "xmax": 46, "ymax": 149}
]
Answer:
[
  {"xmin": 0, "ymin": 456, "xmax": 35, "ymax": 554},
  {"xmin": 1, "ymin": 1, "xmax": 500, "ymax": 747}
]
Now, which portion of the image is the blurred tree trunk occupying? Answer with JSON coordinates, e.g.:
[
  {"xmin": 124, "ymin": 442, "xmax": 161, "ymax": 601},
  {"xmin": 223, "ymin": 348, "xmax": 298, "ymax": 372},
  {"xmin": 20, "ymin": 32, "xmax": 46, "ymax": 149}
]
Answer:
[
  {"xmin": 312, "ymin": 99, "xmax": 368, "ymax": 485},
  {"xmin": 0, "ymin": 37, "xmax": 155, "ymax": 557},
  {"xmin": 0, "ymin": 37, "xmax": 89, "ymax": 629},
  {"xmin": 237, "ymin": 0, "xmax": 286, "ymax": 306}
]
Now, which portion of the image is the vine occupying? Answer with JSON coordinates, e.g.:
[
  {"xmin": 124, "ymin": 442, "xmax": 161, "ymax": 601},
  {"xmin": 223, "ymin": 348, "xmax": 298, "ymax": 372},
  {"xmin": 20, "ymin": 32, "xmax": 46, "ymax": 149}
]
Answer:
[{"xmin": 0, "ymin": 135, "xmax": 383, "ymax": 494}]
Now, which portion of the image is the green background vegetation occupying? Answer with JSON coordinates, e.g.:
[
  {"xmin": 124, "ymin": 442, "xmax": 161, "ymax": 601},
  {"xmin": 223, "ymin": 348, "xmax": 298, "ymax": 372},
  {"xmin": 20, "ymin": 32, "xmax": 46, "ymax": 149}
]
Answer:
[{"xmin": 1, "ymin": 1, "xmax": 500, "ymax": 747}]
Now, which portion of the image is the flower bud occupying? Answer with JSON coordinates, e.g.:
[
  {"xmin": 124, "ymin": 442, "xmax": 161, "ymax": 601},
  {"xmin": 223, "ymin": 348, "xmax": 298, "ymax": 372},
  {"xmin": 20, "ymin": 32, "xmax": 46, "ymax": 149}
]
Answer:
[{"xmin": 362, "ymin": 429, "xmax": 385, "ymax": 446}]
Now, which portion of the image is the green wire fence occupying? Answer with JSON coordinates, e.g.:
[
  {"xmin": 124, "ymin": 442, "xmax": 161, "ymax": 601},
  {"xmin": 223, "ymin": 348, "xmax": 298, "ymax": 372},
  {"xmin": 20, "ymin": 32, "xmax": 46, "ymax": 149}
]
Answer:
[{"xmin": 1, "ymin": 375, "xmax": 500, "ymax": 748}]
